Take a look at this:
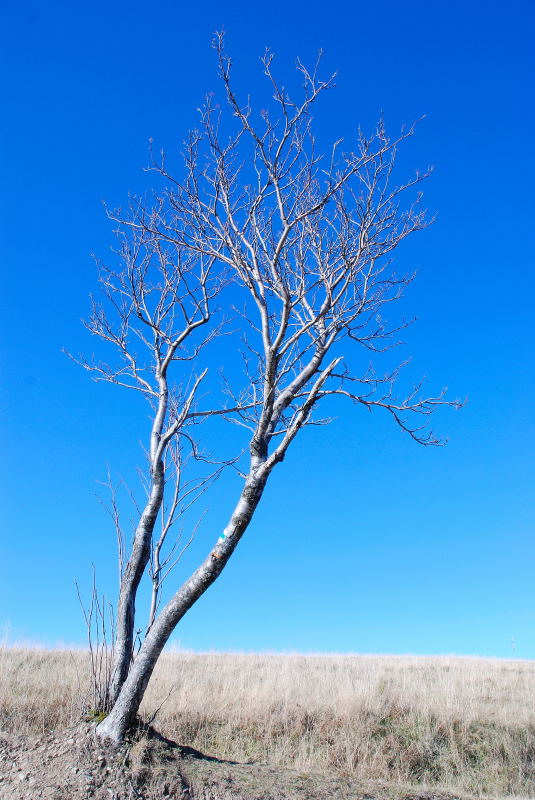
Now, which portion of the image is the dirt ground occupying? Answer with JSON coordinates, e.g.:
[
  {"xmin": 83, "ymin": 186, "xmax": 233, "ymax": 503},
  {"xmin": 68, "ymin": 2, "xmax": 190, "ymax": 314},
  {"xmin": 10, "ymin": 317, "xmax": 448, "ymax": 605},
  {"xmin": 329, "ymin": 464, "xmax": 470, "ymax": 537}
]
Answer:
[{"xmin": 0, "ymin": 723, "xmax": 488, "ymax": 800}]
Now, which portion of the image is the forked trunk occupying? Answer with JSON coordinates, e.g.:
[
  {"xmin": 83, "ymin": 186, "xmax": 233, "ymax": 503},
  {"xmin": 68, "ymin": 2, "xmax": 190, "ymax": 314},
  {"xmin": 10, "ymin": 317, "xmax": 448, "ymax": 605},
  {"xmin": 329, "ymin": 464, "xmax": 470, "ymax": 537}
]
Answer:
[{"xmin": 97, "ymin": 469, "xmax": 267, "ymax": 744}]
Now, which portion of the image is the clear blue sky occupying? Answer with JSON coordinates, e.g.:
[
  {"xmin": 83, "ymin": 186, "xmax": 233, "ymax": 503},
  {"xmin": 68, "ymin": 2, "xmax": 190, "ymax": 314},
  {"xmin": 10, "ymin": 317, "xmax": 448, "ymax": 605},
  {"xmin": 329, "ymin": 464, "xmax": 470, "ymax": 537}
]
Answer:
[{"xmin": 0, "ymin": 0, "xmax": 533, "ymax": 658}]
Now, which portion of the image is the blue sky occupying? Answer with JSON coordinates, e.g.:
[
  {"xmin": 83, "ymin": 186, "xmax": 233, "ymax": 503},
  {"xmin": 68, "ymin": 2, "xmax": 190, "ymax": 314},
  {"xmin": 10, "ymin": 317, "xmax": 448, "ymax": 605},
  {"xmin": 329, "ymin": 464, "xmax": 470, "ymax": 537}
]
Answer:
[{"xmin": 0, "ymin": 0, "xmax": 533, "ymax": 658}]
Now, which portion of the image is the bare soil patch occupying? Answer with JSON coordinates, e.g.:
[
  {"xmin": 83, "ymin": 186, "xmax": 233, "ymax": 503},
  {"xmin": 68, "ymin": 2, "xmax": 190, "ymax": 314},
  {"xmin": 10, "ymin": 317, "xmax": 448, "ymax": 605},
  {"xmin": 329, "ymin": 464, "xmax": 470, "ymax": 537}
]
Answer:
[{"xmin": 0, "ymin": 724, "xmax": 492, "ymax": 800}]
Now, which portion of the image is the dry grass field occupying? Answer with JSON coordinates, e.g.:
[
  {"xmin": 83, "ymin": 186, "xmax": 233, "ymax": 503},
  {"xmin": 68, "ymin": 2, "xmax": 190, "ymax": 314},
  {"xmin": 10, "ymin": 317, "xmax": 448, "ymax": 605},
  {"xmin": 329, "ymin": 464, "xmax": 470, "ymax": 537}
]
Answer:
[{"xmin": 1, "ymin": 646, "xmax": 534, "ymax": 798}]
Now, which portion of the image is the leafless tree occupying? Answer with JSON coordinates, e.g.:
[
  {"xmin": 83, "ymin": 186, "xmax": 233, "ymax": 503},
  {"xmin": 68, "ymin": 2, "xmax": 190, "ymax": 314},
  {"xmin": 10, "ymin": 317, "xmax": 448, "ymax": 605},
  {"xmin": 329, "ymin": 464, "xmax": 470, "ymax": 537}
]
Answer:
[{"xmin": 82, "ymin": 35, "xmax": 460, "ymax": 744}]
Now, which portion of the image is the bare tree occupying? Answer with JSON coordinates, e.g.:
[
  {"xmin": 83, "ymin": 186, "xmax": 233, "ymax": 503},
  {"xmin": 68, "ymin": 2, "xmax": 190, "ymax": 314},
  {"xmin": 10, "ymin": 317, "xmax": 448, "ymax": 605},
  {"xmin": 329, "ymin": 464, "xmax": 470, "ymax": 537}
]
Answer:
[{"xmin": 83, "ymin": 35, "xmax": 460, "ymax": 744}]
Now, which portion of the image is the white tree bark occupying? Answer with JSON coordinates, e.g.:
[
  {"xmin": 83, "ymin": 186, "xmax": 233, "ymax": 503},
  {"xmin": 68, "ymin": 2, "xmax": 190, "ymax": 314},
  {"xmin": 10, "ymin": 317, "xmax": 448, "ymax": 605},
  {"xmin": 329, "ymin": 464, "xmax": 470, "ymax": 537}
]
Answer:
[
  {"xmin": 97, "ymin": 462, "xmax": 269, "ymax": 743},
  {"xmin": 107, "ymin": 372, "xmax": 170, "ymax": 704}
]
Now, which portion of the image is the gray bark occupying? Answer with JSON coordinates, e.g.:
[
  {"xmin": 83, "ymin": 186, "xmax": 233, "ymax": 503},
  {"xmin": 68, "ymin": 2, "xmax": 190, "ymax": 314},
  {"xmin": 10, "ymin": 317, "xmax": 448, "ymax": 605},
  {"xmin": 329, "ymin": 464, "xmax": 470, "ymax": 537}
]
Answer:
[
  {"xmin": 108, "ymin": 380, "xmax": 168, "ymax": 706},
  {"xmin": 97, "ymin": 462, "xmax": 268, "ymax": 744},
  {"xmin": 107, "ymin": 460, "xmax": 164, "ymax": 704}
]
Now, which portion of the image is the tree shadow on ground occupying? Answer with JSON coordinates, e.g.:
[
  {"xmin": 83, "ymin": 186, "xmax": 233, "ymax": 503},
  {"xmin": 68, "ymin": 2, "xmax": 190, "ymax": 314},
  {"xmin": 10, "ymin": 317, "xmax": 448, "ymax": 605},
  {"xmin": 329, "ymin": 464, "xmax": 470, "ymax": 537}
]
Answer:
[{"xmin": 140, "ymin": 721, "xmax": 247, "ymax": 765}]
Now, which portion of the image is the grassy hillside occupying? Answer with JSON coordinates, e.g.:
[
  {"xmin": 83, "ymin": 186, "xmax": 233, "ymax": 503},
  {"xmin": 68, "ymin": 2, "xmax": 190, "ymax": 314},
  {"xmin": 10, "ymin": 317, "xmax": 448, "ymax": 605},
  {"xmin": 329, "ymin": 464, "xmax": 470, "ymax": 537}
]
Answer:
[{"xmin": 1, "ymin": 647, "xmax": 534, "ymax": 797}]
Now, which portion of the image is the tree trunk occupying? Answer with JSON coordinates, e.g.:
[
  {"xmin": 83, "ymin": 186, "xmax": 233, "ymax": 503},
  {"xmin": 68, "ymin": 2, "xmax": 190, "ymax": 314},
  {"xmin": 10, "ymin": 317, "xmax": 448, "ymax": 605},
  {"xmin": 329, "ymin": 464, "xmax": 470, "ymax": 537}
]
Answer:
[
  {"xmin": 97, "ymin": 467, "xmax": 267, "ymax": 744},
  {"xmin": 107, "ymin": 376, "xmax": 170, "ymax": 706},
  {"xmin": 107, "ymin": 460, "xmax": 164, "ymax": 705}
]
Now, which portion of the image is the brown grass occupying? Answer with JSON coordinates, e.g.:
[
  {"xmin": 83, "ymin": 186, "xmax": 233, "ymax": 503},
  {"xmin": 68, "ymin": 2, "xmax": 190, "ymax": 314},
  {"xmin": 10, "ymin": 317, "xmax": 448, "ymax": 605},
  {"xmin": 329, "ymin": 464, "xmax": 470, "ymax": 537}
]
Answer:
[{"xmin": 1, "ymin": 646, "xmax": 534, "ymax": 798}]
